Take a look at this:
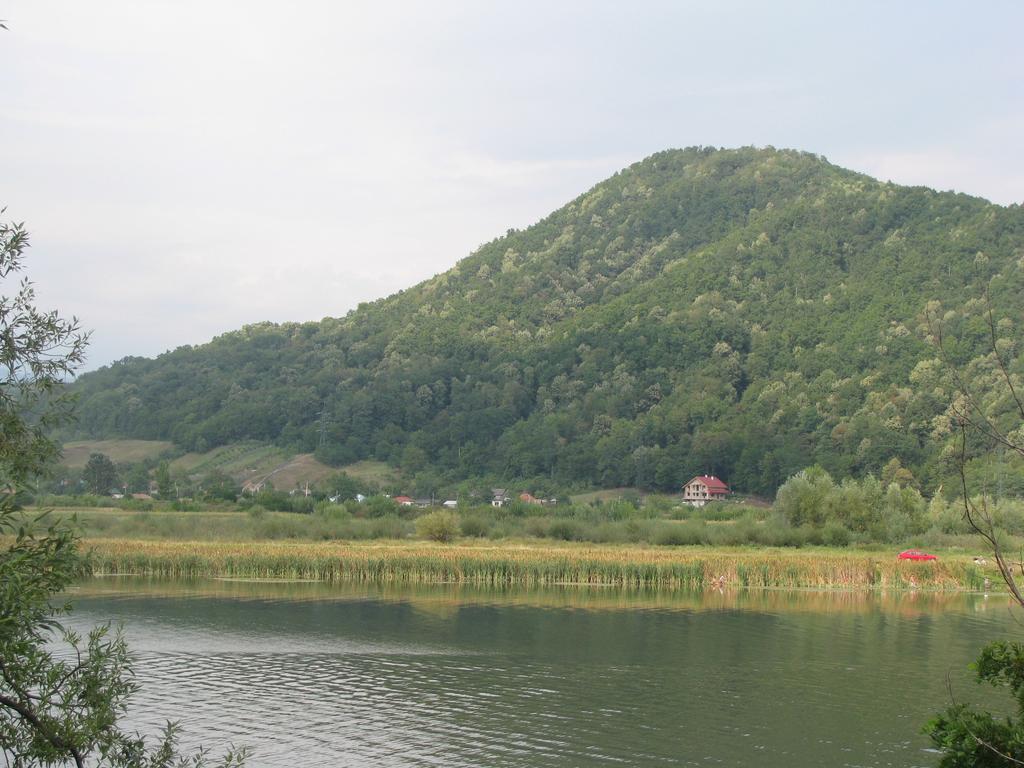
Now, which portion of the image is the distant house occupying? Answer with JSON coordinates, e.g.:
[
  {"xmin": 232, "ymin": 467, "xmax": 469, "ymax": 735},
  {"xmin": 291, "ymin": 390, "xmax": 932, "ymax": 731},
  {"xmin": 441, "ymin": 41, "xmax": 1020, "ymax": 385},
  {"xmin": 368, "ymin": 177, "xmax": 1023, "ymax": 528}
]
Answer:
[
  {"xmin": 393, "ymin": 495, "xmax": 415, "ymax": 506},
  {"xmin": 682, "ymin": 475, "xmax": 729, "ymax": 507},
  {"xmin": 131, "ymin": 493, "xmax": 153, "ymax": 501},
  {"xmin": 518, "ymin": 492, "xmax": 542, "ymax": 505},
  {"xmin": 413, "ymin": 498, "xmax": 432, "ymax": 509},
  {"xmin": 491, "ymin": 488, "xmax": 511, "ymax": 507},
  {"xmin": 442, "ymin": 499, "xmax": 458, "ymax": 509}
]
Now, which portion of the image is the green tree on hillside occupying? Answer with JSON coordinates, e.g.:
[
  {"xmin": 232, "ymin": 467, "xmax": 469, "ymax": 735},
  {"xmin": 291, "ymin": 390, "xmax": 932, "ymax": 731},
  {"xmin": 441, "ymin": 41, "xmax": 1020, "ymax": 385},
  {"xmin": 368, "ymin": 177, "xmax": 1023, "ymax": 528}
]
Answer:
[
  {"xmin": 325, "ymin": 471, "xmax": 361, "ymax": 501},
  {"xmin": 154, "ymin": 460, "xmax": 173, "ymax": 499},
  {"xmin": 123, "ymin": 462, "xmax": 151, "ymax": 494},
  {"xmin": 201, "ymin": 469, "xmax": 239, "ymax": 502},
  {"xmin": 82, "ymin": 452, "xmax": 117, "ymax": 495}
]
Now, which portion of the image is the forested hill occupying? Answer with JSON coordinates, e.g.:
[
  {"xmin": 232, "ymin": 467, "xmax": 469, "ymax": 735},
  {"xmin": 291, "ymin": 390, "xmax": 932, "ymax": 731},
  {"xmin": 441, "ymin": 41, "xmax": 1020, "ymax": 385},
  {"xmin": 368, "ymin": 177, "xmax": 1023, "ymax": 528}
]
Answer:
[{"xmin": 68, "ymin": 147, "xmax": 1024, "ymax": 495}]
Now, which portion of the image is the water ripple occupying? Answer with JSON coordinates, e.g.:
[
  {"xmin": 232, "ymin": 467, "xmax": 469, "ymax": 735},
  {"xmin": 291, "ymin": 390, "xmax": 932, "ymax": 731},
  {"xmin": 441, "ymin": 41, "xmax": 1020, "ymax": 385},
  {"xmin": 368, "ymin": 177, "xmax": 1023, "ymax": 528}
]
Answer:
[{"xmin": 61, "ymin": 586, "xmax": 1019, "ymax": 768}]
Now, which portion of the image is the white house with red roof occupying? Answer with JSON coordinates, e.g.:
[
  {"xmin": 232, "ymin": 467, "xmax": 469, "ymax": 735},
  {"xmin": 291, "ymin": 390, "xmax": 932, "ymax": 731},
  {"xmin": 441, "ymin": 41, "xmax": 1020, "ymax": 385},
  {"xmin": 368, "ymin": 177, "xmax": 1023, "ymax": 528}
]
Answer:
[{"xmin": 682, "ymin": 475, "xmax": 729, "ymax": 507}]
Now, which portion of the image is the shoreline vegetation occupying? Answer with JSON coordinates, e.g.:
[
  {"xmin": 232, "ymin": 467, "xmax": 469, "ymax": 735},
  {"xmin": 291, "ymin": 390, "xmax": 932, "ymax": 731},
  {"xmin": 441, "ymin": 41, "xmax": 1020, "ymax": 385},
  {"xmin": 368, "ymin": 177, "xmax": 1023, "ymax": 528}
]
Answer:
[{"xmin": 83, "ymin": 538, "xmax": 995, "ymax": 592}]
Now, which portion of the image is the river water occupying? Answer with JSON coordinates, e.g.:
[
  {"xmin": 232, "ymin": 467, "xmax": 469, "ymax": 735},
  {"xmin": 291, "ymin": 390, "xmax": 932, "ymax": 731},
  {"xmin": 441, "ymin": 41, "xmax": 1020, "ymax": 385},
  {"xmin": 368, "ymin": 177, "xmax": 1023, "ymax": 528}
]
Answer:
[{"xmin": 63, "ymin": 578, "xmax": 1020, "ymax": 767}]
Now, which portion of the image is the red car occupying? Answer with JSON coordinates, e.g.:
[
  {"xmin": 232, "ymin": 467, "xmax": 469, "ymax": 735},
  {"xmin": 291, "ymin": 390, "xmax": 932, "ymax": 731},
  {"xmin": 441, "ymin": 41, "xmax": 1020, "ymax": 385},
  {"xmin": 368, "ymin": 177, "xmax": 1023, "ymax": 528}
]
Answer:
[{"xmin": 898, "ymin": 549, "xmax": 938, "ymax": 561}]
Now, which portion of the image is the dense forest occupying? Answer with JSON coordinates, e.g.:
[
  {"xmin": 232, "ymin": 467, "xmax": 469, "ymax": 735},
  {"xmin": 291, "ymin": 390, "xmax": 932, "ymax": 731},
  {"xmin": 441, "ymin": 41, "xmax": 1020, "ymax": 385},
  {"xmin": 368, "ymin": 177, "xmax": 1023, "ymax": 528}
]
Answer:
[{"xmin": 67, "ymin": 147, "xmax": 1024, "ymax": 496}]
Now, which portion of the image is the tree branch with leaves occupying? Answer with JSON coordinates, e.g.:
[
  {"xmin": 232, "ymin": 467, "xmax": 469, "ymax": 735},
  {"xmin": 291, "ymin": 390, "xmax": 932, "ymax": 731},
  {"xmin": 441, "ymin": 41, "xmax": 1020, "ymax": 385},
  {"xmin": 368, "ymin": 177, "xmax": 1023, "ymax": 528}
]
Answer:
[
  {"xmin": 0, "ymin": 214, "xmax": 246, "ymax": 767},
  {"xmin": 924, "ymin": 293, "xmax": 1024, "ymax": 766}
]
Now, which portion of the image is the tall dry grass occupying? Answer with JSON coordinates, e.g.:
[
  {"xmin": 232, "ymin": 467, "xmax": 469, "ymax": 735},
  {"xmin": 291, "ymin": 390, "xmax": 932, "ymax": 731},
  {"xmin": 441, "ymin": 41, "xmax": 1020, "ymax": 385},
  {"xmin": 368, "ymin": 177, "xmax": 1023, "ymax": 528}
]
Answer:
[{"xmin": 83, "ymin": 539, "xmax": 992, "ymax": 591}]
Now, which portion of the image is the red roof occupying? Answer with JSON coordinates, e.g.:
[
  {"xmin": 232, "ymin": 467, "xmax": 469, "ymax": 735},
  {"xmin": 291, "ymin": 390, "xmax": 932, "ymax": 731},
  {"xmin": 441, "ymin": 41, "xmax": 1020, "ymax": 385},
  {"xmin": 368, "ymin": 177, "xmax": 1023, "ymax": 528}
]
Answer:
[
  {"xmin": 689, "ymin": 475, "xmax": 729, "ymax": 493},
  {"xmin": 393, "ymin": 495, "xmax": 414, "ymax": 503}
]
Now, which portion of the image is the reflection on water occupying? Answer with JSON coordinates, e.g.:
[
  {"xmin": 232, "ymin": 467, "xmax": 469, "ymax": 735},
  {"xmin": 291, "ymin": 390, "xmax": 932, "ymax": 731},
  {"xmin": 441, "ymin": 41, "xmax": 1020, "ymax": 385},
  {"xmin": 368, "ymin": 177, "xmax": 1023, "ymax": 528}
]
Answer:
[{"xmin": 63, "ymin": 578, "xmax": 1019, "ymax": 767}]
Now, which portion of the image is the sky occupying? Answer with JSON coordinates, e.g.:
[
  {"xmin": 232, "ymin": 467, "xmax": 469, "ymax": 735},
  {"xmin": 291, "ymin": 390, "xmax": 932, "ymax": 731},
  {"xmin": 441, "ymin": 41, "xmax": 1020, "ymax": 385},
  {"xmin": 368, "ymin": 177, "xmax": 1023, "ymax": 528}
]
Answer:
[{"xmin": 1, "ymin": 1, "xmax": 1022, "ymax": 371}]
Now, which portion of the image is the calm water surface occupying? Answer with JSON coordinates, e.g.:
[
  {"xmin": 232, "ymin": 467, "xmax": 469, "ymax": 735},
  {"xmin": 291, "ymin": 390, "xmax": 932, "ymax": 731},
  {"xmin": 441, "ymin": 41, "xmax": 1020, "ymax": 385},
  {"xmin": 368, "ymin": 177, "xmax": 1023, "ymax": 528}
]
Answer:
[{"xmin": 64, "ymin": 579, "xmax": 1020, "ymax": 767}]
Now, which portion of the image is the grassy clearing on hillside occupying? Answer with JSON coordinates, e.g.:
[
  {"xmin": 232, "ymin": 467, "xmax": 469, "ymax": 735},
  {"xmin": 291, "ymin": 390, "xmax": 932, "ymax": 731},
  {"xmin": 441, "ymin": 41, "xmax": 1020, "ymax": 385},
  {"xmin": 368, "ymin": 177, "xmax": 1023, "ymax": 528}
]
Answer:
[
  {"xmin": 165, "ymin": 443, "xmax": 336, "ymax": 489},
  {"xmin": 82, "ymin": 538, "xmax": 994, "ymax": 591},
  {"xmin": 169, "ymin": 441, "xmax": 287, "ymax": 478},
  {"xmin": 338, "ymin": 460, "xmax": 403, "ymax": 489},
  {"xmin": 569, "ymin": 488, "xmax": 642, "ymax": 504},
  {"xmin": 60, "ymin": 439, "xmax": 173, "ymax": 467},
  {"xmin": 263, "ymin": 454, "xmax": 337, "ymax": 489}
]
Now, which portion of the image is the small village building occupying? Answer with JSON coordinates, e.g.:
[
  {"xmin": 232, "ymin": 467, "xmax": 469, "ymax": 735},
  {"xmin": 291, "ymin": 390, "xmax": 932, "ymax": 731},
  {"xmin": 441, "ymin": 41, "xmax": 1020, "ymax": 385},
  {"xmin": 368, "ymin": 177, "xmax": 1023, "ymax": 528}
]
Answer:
[
  {"xmin": 131, "ymin": 493, "xmax": 153, "ymax": 501},
  {"xmin": 518, "ymin": 492, "xmax": 542, "ymax": 505},
  {"xmin": 442, "ymin": 499, "xmax": 458, "ymax": 509},
  {"xmin": 682, "ymin": 475, "xmax": 729, "ymax": 507},
  {"xmin": 491, "ymin": 488, "xmax": 511, "ymax": 507},
  {"xmin": 393, "ymin": 495, "xmax": 415, "ymax": 506}
]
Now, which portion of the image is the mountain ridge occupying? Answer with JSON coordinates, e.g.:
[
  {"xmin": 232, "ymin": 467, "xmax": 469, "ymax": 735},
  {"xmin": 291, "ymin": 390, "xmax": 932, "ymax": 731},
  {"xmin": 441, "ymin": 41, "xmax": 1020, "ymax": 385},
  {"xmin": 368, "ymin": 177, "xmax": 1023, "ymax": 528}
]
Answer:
[{"xmin": 67, "ymin": 146, "xmax": 1024, "ymax": 496}]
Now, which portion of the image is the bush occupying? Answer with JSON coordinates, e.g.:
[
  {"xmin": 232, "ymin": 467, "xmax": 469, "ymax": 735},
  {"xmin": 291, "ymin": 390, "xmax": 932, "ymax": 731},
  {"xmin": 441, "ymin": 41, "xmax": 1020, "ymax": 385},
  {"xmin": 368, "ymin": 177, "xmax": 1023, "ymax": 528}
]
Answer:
[
  {"xmin": 622, "ymin": 519, "xmax": 648, "ymax": 543},
  {"xmin": 365, "ymin": 495, "xmax": 400, "ymax": 519},
  {"xmin": 487, "ymin": 520, "xmax": 517, "ymax": 539},
  {"xmin": 590, "ymin": 521, "xmax": 629, "ymax": 544},
  {"xmin": 547, "ymin": 519, "xmax": 584, "ymax": 541},
  {"xmin": 314, "ymin": 501, "xmax": 351, "ymax": 521},
  {"xmin": 524, "ymin": 517, "xmax": 549, "ymax": 538},
  {"xmin": 459, "ymin": 516, "xmax": 491, "ymax": 538},
  {"xmin": 415, "ymin": 510, "xmax": 459, "ymax": 542},
  {"xmin": 654, "ymin": 522, "xmax": 706, "ymax": 546},
  {"xmin": 756, "ymin": 521, "xmax": 810, "ymax": 548},
  {"xmin": 774, "ymin": 466, "xmax": 835, "ymax": 527},
  {"xmin": 288, "ymin": 496, "xmax": 316, "ymax": 514},
  {"xmin": 370, "ymin": 515, "xmax": 410, "ymax": 539},
  {"xmin": 602, "ymin": 500, "xmax": 642, "ymax": 521},
  {"xmin": 696, "ymin": 502, "xmax": 746, "ymax": 521},
  {"xmin": 34, "ymin": 493, "xmax": 109, "ymax": 508},
  {"xmin": 822, "ymin": 522, "xmax": 851, "ymax": 547}
]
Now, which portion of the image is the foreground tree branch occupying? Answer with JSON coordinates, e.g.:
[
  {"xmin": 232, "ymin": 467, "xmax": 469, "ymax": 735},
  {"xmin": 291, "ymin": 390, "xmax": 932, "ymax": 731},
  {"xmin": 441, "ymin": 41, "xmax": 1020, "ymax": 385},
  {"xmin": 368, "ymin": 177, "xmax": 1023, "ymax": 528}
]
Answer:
[
  {"xmin": 0, "ymin": 213, "xmax": 247, "ymax": 767},
  {"xmin": 924, "ymin": 293, "xmax": 1024, "ymax": 766}
]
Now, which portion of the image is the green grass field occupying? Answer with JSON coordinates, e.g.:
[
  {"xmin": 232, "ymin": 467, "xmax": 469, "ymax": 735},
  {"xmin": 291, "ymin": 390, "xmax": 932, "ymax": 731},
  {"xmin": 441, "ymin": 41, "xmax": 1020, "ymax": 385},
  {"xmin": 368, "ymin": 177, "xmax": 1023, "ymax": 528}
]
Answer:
[
  {"xmin": 337, "ymin": 460, "xmax": 403, "ymax": 489},
  {"xmin": 60, "ymin": 439, "xmax": 173, "ymax": 468},
  {"xmin": 569, "ymin": 487, "xmax": 641, "ymax": 504},
  {"xmin": 169, "ymin": 441, "xmax": 288, "ymax": 477}
]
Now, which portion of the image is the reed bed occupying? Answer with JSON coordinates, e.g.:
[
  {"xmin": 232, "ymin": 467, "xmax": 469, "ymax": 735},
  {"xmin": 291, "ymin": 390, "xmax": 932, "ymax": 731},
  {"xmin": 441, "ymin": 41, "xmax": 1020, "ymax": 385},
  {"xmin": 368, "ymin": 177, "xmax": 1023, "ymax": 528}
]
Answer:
[{"xmin": 84, "ymin": 538, "xmax": 993, "ymax": 592}]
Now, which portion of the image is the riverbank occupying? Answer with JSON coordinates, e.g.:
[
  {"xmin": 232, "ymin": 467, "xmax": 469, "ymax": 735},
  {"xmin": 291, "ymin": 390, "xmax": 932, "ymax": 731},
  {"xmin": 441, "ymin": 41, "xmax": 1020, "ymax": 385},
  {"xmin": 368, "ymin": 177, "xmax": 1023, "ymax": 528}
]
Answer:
[{"xmin": 84, "ymin": 538, "xmax": 994, "ymax": 591}]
